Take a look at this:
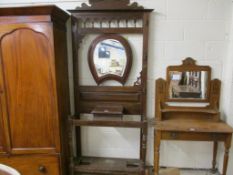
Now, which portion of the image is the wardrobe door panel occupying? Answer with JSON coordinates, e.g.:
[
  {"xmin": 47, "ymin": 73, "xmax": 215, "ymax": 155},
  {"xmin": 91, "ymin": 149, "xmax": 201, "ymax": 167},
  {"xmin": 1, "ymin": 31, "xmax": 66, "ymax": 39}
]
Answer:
[
  {"xmin": 0, "ymin": 117, "xmax": 4, "ymax": 152},
  {"xmin": 0, "ymin": 28, "xmax": 58, "ymax": 154}
]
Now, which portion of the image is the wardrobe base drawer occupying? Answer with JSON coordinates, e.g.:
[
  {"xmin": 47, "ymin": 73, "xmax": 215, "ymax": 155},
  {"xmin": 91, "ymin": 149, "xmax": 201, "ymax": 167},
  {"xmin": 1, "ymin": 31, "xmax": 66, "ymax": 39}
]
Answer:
[{"xmin": 0, "ymin": 155, "xmax": 60, "ymax": 175}]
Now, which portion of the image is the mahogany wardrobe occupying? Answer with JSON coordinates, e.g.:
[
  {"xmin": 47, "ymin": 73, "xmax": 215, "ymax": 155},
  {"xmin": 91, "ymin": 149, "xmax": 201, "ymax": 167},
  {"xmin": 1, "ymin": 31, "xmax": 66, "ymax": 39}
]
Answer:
[{"xmin": 0, "ymin": 6, "xmax": 70, "ymax": 175}]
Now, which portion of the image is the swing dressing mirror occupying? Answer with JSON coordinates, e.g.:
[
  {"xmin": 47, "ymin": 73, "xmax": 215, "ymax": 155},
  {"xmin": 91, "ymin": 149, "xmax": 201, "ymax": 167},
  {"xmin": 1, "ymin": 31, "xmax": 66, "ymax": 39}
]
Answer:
[{"xmin": 167, "ymin": 58, "xmax": 211, "ymax": 102}]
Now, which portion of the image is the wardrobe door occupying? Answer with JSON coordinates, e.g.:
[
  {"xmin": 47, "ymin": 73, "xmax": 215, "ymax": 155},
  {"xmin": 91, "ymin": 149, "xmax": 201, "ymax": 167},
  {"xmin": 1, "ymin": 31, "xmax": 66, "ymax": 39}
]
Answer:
[
  {"xmin": 0, "ymin": 26, "xmax": 59, "ymax": 154},
  {"xmin": 0, "ymin": 45, "xmax": 6, "ymax": 154},
  {"xmin": 0, "ymin": 116, "xmax": 4, "ymax": 153}
]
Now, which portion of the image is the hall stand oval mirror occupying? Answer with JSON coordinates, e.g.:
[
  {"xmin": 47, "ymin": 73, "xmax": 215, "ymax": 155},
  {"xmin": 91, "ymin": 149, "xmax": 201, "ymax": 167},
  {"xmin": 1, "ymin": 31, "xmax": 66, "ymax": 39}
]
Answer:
[
  {"xmin": 68, "ymin": 0, "xmax": 153, "ymax": 175},
  {"xmin": 88, "ymin": 34, "xmax": 132, "ymax": 85}
]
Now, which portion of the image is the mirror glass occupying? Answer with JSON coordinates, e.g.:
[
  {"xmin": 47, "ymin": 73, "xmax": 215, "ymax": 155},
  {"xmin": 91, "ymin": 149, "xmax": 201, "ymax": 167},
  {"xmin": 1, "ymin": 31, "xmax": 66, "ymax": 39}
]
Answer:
[
  {"xmin": 169, "ymin": 71, "xmax": 208, "ymax": 99},
  {"xmin": 93, "ymin": 39, "xmax": 127, "ymax": 77}
]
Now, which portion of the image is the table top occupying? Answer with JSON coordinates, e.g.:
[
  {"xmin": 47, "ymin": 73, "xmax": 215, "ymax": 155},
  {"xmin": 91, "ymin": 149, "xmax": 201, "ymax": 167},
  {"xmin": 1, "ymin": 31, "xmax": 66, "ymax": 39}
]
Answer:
[{"xmin": 150, "ymin": 119, "xmax": 233, "ymax": 133}]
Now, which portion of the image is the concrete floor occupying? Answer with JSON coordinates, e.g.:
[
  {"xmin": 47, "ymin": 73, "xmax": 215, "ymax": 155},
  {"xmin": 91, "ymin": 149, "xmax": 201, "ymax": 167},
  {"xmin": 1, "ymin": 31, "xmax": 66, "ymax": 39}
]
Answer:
[{"xmin": 180, "ymin": 170, "xmax": 220, "ymax": 175}]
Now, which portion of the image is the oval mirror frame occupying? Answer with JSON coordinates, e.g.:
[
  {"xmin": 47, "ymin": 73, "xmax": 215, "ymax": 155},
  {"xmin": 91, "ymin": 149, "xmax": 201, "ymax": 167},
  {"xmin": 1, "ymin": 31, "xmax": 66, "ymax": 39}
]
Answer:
[{"xmin": 88, "ymin": 34, "xmax": 132, "ymax": 85}]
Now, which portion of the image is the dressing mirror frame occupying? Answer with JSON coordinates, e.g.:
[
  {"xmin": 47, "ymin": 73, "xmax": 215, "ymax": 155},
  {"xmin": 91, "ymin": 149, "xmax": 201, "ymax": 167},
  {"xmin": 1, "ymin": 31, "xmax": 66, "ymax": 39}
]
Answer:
[
  {"xmin": 166, "ymin": 57, "xmax": 211, "ymax": 102},
  {"xmin": 88, "ymin": 34, "xmax": 132, "ymax": 85}
]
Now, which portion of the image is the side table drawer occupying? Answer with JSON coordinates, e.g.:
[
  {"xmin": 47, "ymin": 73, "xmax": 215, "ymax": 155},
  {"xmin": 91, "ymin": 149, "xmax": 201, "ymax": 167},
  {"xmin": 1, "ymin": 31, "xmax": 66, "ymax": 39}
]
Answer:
[
  {"xmin": 0, "ymin": 155, "xmax": 60, "ymax": 175},
  {"xmin": 161, "ymin": 131, "xmax": 226, "ymax": 141}
]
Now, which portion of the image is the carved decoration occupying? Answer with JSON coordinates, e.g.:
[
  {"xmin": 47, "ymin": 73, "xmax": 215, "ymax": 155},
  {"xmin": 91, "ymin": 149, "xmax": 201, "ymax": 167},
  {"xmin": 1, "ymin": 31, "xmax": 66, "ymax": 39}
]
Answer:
[
  {"xmin": 182, "ymin": 57, "xmax": 196, "ymax": 65},
  {"xmin": 76, "ymin": 0, "xmax": 144, "ymax": 10},
  {"xmin": 134, "ymin": 71, "xmax": 142, "ymax": 86}
]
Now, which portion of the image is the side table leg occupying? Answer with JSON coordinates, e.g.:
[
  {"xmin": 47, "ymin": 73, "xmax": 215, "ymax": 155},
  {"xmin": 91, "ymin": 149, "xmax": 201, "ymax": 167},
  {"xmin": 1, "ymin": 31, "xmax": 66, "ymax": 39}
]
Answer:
[
  {"xmin": 154, "ymin": 130, "xmax": 161, "ymax": 175},
  {"xmin": 212, "ymin": 141, "xmax": 218, "ymax": 173},
  {"xmin": 222, "ymin": 134, "xmax": 232, "ymax": 175}
]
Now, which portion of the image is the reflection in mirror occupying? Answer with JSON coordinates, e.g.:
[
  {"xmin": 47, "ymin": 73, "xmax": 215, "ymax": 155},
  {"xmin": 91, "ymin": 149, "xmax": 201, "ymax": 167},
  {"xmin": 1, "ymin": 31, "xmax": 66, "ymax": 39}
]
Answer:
[
  {"xmin": 94, "ymin": 39, "xmax": 127, "ymax": 77},
  {"xmin": 89, "ymin": 35, "xmax": 132, "ymax": 85},
  {"xmin": 169, "ymin": 71, "xmax": 208, "ymax": 99}
]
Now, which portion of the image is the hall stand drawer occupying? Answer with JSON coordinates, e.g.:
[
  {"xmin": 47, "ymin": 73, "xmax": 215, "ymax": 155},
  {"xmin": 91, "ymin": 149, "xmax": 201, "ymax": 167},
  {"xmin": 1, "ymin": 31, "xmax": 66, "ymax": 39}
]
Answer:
[{"xmin": 0, "ymin": 155, "xmax": 60, "ymax": 175}]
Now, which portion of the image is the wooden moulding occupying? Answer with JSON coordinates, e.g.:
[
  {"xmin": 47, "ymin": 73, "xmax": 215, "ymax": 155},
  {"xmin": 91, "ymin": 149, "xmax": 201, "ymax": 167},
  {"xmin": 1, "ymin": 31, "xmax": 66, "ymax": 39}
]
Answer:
[
  {"xmin": 0, "ymin": 5, "xmax": 69, "ymax": 28},
  {"xmin": 153, "ymin": 119, "xmax": 233, "ymax": 133},
  {"xmin": 71, "ymin": 117, "xmax": 147, "ymax": 128},
  {"xmin": 79, "ymin": 86, "xmax": 142, "ymax": 115},
  {"xmin": 91, "ymin": 105, "xmax": 124, "ymax": 117}
]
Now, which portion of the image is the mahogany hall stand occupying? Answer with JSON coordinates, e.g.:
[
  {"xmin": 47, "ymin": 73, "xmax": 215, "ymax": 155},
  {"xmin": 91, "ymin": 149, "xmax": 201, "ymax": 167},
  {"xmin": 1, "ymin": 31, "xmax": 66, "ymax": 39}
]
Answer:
[
  {"xmin": 152, "ymin": 58, "xmax": 233, "ymax": 175},
  {"xmin": 68, "ymin": 0, "xmax": 153, "ymax": 175}
]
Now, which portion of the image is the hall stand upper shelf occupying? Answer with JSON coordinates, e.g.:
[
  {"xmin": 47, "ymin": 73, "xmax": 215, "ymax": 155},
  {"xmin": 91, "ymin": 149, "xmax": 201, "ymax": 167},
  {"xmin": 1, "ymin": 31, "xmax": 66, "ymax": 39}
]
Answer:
[{"xmin": 68, "ymin": 0, "xmax": 153, "ymax": 174}]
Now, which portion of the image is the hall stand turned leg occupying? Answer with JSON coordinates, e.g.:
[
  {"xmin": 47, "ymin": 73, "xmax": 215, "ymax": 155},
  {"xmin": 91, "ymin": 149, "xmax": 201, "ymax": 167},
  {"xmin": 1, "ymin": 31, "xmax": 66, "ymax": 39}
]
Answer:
[
  {"xmin": 212, "ymin": 141, "xmax": 218, "ymax": 173},
  {"xmin": 154, "ymin": 130, "xmax": 161, "ymax": 175},
  {"xmin": 141, "ymin": 123, "xmax": 148, "ymax": 175},
  {"xmin": 222, "ymin": 134, "xmax": 232, "ymax": 175},
  {"xmin": 68, "ymin": 117, "xmax": 74, "ymax": 175}
]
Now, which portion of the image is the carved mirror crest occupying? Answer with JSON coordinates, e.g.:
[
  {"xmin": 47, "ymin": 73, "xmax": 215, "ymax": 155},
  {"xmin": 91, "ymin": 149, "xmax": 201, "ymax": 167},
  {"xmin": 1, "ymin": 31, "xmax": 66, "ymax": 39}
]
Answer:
[
  {"xmin": 166, "ymin": 58, "xmax": 211, "ymax": 102},
  {"xmin": 88, "ymin": 34, "xmax": 132, "ymax": 85}
]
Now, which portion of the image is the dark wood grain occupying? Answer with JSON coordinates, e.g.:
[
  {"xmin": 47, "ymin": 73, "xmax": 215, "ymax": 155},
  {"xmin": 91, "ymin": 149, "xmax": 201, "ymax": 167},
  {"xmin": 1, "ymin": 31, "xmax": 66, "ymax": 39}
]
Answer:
[
  {"xmin": 91, "ymin": 105, "xmax": 124, "ymax": 116},
  {"xmin": 75, "ymin": 0, "xmax": 144, "ymax": 10},
  {"xmin": 79, "ymin": 86, "xmax": 142, "ymax": 114},
  {"xmin": 79, "ymin": 28, "xmax": 143, "ymax": 34},
  {"xmin": 69, "ymin": 1, "xmax": 153, "ymax": 175},
  {"xmin": 71, "ymin": 117, "xmax": 147, "ymax": 128},
  {"xmin": 53, "ymin": 25, "xmax": 71, "ymax": 175}
]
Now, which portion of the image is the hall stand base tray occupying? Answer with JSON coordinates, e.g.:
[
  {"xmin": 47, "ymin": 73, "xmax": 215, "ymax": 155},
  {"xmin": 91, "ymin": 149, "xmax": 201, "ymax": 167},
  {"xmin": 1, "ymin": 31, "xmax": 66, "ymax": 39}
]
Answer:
[{"xmin": 73, "ymin": 157, "xmax": 145, "ymax": 175}]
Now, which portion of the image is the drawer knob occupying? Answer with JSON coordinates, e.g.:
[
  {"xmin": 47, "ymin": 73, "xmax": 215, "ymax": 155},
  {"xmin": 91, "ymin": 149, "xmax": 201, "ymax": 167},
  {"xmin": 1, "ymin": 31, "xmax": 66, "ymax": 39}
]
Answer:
[
  {"xmin": 171, "ymin": 132, "xmax": 177, "ymax": 139},
  {"xmin": 38, "ymin": 165, "xmax": 47, "ymax": 173}
]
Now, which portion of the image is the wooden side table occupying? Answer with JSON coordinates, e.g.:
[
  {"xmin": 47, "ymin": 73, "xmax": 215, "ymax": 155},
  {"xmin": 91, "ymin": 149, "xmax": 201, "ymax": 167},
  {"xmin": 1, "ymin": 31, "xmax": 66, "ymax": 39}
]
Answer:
[{"xmin": 153, "ymin": 119, "xmax": 233, "ymax": 175}]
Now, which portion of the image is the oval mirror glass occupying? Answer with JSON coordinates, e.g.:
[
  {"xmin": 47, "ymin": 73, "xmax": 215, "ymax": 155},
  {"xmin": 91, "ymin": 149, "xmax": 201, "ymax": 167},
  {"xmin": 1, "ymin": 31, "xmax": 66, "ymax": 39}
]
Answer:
[
  {"xmin": 94, "ymin": 39, "xmax": 127, "ymax": 77},
  {"xmin": 88, "ymin": 35, "xmax": 132, "ymax": 85}
]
